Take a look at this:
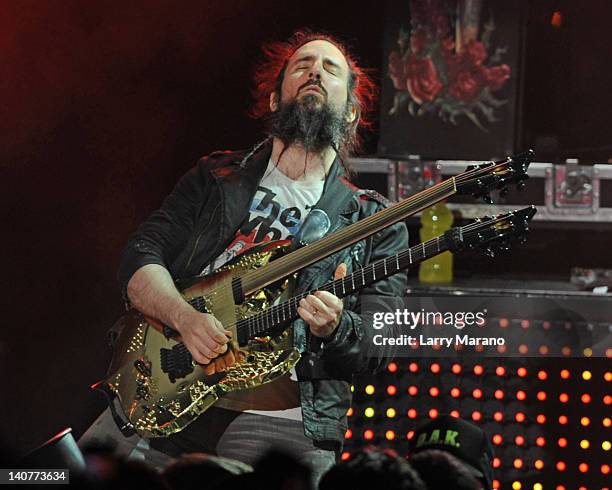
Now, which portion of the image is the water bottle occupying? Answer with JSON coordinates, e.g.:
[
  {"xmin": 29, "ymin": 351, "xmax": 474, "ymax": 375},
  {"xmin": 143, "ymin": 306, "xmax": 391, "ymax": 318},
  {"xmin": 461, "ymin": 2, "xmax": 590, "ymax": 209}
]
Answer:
[{"xmin": 419, "ymin": 201, "xmax": 454, "ymax": 283}]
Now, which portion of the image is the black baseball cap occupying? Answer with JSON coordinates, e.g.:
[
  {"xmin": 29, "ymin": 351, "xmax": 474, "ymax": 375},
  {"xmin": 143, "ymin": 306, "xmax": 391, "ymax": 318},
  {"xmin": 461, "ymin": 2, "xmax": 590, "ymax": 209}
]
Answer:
[{"xmin": 408, "ymin": 415, "xmax": 494, "ymax": 489}]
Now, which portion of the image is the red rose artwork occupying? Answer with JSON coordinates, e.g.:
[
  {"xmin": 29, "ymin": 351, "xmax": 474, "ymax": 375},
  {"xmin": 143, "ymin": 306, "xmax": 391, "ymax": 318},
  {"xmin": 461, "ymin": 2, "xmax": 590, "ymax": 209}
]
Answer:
[{"xmin": 388, "ymin": 0, "xmax": 512, "ymax": 131}]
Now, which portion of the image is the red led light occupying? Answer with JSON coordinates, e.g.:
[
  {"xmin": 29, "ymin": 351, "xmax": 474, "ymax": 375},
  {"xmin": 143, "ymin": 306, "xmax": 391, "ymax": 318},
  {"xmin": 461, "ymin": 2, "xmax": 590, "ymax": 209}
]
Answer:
[
  {"xmin": 499, "ymin": 318, "xmax": 509, "ymax": 327},
  {"xmin": 492, "ymin": 457, "xmax": 501, "ymax": 468},
  {"xmin": 537, "ymin": 414, "xmax": 546, "ymax": 424},
  {"xmin": 538, "ymin": 370, "xmax": 548, "ymax": 380},
  {"xmin": 521, "ymin": 319, "xmax": 530, "ymax": 329},
  {"xmin": 387, "ymin": 385, "xmax": 397, "ymax": 396},
  {"xmin": 450, "ymin": 387, "xmax": 461, "ymax": 398},
  {"xmin": 493, "ymin": 480, "xmax": 500, "ymax": 490},
  {"xmin": 604, "ymin": 395, "xmax": 612, "ymax": 405},
  {"xmin": 474, "ymin": 365, "xmax": 484, "ymax": 375},
  {"xmin": 537, "ymin": 391, "xmax": 547, "ymax": 401},
  {"xmin": 385, "ymin": 430, "xmax": 395, "ymax": 440},
  {"xmin": 344, "ymin": 429, "xmax": 353, "ymax": 439},
  {"xmin": 430, "ymin": 363, "xmax": 441, "ymax": 374},
  {"xmin": 517, "ymin": 367, "xmax": 528, "ymax": 377},
  {"xmin": 558, "ymin": 437, "xmax": 568, "ymax": 448},
  {"xmin": 407, "ymin": 409, "xmax": 417, "ymax": 419},
  {"xmin": 341, "ymin": 452, "xmax": 350, "ymax": 461},
  {"xmin": 560, "ymin": 369, "xmax": 570, "ymax": 379},
  {"xmin": 363, "ymin": 429, "xmax": 374, "ymax": 440},
  {"xmin": 536, "ymin": 436, "xmax": 546, "ymax": 447},
  {"xmin": 515, "ymin": 412, "xmax": 526, "ymax": 423},
  {"xmin": 496, "ymin": 366, "xmax": 506, "ymax": 376},
  {"xmin": 347, "ymin": 407, "xmax": 354, "ymax": 417},
  {"xmin": 429, "ymin": 387, "xmax": 440, "ymax": 397},
  {"xmin": 387, "ymin": 362, "xmax": 398, "ymax": 373},
  {"xmin": 407, "ymin": 430, "xmax": 414, "ymax": 440},
  {"xmin": 494, "ymin": 411, "xmax": 504, "ymax": 422},
  {"xmin": 494, "ymin": 389, "xmax": 504, "ymax": 400},
  {"xmin": 408, "ymin": 386, "xmax": 418, "ymax": 396},
  {"xmin": 581, "ymin": 393, "xmax": 591, "ymax": 404},
  {"xmin": 551, "ymin": 10, "xmax": 563, "ymax": 28},
  {"xmin": 492, "ymin": 434, "xmax": 503, "ymax": 445},
  {"xmin": 513, "ymin": 458, "xmax": 523, "ymax": 469},
  {"xmin": 581, "ymin": 417, "xmax": 590, "ymax": 426},
  {"xmin": 515, "ymin": 435, "xmax": 525, "ymax": 446},
  {"xmin": 450, "ymin": 410, "xmax": 460, "ymax": 418},
  {"xmin": 605, "ymin": 371, "xmax": 612, "ymax": 382},
  {"xmin": 534, "ymin": 459, "xmax": 544, "ymax": 470},
  {"xmin": 471, "ymin": 411, "xmax": 482, "ymax": 422},
  {"xmin": 451, "ymin": 363, "xmax": 462, "ymax": 374},
  {"xmin": 559, "ymin": 415, "xmax": 568, "ymax": 425},
  {"xmin": 556, "ymin": 461, "xmax": 566, "ymax": 471},
  {"xmin": 579, "ymin": 463, "xmax": 589, "ymax": 473},
  {"xmin": 429, "ymin": 408, "xmax": 439, "ymax": 419},
  {"xmin": 556, "ymin": 486, "xmax": 565, "ymax": 490},
  {"xmin": 473, "ymin": 388, "xmax": 483, "ymax": 399},
  {"xmin": 409, "ymin": 362, "xmax": 419, "ymax": 373},
  {"xmin": 559, "ymin": 393, "xmax": 569, "ymax": 403},
  {"xmin": 602, "ymin": 464, "xmax": 610, "ymax": 474},
  {"xmin": 517, "ymin": 390, "xmax": 526, "ymax": 400}
]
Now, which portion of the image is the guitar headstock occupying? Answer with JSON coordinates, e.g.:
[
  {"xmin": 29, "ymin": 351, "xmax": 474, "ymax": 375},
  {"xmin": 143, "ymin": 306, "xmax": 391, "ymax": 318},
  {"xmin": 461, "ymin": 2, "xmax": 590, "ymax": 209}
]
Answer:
[
  {"xmin": 448, "ymin": 206, "xmax": 537, "ymax": 256},
  {"xmin": 455, "ymin": 149, "xmax": 534, "ymax": 203}
]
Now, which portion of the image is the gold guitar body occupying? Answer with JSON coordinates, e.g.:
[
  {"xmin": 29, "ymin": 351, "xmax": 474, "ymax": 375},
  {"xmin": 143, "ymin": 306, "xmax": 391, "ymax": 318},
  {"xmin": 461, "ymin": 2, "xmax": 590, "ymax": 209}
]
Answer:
[{"xmin": 101, "ymin": 241, "xmax": 300, "ymax": 438}]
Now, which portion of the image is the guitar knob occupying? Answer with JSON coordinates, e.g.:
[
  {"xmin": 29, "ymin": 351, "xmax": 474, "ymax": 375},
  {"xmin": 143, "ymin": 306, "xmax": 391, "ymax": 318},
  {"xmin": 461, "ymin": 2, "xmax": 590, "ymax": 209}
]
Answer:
[{"xmin": 485, "ymin": 247, "xmax": 495, "ymax": 258}]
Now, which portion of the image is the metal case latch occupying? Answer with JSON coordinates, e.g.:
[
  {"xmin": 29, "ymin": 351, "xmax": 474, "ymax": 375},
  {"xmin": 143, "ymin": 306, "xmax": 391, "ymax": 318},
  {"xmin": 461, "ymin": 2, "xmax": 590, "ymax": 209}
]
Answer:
[{"xmin": 546, "ymin": 159, "xmax": 599, "ymax": 215}]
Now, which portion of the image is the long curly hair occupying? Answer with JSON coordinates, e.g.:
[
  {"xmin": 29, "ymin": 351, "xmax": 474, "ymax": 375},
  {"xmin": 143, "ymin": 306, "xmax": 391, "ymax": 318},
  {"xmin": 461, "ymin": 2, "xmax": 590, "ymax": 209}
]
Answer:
[{"xmin": 249, "ymin": 29, "xmax": 378, "ymax": 160}]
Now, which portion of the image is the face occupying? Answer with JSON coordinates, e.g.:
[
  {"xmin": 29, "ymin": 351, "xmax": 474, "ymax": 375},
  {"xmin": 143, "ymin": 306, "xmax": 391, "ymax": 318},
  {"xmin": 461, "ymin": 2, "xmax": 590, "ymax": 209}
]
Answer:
[{"xmin": 272, "ymin": 39, "xmax": 356, "ymax": 122}]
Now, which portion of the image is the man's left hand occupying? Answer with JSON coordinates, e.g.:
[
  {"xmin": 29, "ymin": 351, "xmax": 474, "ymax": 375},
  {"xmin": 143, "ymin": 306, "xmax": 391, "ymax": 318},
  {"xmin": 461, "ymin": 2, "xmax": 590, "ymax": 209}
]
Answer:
[{"xmin": 298, "ymin": 263, "xmax": 347, "ymax": 339}]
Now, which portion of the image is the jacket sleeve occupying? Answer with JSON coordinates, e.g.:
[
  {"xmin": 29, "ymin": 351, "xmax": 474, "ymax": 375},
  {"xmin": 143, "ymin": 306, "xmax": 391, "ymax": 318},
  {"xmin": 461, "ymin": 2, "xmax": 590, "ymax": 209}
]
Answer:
[
  {"xmin": 117, "ymin": 161, "xmax": 209, "ymax": 299},
  {"xmin": 319, "ymin": 203, "xmax": 409, "ymax": 378}
]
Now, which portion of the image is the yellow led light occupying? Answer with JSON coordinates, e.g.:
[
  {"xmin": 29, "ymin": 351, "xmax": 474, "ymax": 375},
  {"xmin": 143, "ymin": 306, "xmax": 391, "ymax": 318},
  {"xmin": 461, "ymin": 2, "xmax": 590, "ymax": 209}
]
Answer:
[
  {"xmin": 386, "ymin": 408, "xmax": 396, "ymax": 418},
  {"xmin": 580, "ymin": 439, "xmax": 590, "ymax": 449},
  {"xmin": 582, "ymin": 370, "xmax": 592, "ymax": 380},
  {"xmin": 533, "ymin": 483, "xmax": 543, "ymax": 490},
  {"xmin": 602, "ymin": 441, "xmax": 611, "ymax": 451},
  {"xmin": 364, "ymin": 407, "xmax": 375, "ymax": 418},
  {"xmin": 365, "ymin": 384, "xmax": 375, "ymax": 395},
  {"xmin": 583, "ymin": 347, "xmax": 592, "ymax": 357},
  {"xmin": 350, "ymin": 385, "xmax": 354, "ymax": 393},
  {"xmin": 512, "ymin": 482, "xmax": 522, "ymax": 490},
  {"xmin": 604, "ymin": 418, "xmax": 612, "ymax": 427}
]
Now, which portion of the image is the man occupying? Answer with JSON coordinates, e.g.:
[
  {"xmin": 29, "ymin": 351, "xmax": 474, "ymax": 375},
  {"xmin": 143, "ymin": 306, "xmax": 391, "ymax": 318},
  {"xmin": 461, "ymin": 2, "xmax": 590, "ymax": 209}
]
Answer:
[
  {"xmin": 80, "ymin": 30, "xmax": 408, "ymax": 485},
  {"xmin": 408, "ymin": 415, "xmax": 494, "ymax": 489}
]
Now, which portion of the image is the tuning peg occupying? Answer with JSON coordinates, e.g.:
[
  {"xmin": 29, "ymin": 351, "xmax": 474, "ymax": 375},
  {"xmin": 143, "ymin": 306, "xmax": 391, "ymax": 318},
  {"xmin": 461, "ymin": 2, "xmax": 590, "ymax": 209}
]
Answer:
[{"xmin": 484, "ymin": 247, "xmax": 495, "ymax": 258}]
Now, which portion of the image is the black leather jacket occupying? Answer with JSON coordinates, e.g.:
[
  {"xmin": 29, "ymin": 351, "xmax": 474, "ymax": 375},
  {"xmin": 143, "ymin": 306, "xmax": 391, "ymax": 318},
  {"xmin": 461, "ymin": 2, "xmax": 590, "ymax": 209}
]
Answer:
[{"xmin": 118, "ymin": 141, "xmax": 408, "ymax": 444}]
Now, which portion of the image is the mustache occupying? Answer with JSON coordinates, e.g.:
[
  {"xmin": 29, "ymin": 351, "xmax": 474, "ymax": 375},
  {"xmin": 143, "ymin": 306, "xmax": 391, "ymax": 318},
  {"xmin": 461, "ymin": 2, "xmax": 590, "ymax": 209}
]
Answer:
[{"xmin": 298, "ymin": 79, "xmax": 327, "ymax": 96}]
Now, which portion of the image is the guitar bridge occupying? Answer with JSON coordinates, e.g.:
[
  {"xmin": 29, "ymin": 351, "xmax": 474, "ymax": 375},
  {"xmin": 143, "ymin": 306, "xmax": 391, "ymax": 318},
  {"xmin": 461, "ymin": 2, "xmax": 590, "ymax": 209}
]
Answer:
[{"xmin": 160, "ymin": 344, "xmax": 194, "ymax": 383}]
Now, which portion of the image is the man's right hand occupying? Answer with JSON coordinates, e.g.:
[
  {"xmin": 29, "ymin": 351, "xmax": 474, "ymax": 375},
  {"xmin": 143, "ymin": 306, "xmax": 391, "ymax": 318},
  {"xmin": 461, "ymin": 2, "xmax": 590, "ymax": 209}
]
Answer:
[{"xmin": 174, "ymin": 308, "xmax": 233, "ymax": 367}]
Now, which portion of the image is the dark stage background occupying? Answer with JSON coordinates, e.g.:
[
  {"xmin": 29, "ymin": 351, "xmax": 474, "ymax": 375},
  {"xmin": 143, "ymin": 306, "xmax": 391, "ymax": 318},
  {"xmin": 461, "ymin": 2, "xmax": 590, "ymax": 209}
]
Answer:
[{"xmin": 2, "ymin": 0, "xmax": 611, "ymax": 458}]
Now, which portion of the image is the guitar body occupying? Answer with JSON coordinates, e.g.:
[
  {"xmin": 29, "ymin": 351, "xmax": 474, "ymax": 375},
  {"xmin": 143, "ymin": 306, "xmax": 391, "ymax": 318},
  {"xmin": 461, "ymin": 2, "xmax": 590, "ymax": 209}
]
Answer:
[{"xmin": 100, "ymin": 240, "xmax": 301, "ymax": 438}]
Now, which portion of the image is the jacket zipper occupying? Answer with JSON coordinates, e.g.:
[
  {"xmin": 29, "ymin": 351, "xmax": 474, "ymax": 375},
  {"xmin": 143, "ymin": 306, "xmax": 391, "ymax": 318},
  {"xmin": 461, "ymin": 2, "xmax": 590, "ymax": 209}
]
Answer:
[{"xmin": 185, "ymin": 200, "xmax": 221, "ymax": 271}]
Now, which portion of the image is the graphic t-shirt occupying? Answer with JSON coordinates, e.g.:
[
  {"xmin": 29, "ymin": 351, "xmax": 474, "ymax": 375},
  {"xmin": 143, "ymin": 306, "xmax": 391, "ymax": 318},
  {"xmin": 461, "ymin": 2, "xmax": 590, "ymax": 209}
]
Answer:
[{"xmin": 203, "ymin": 159, "xmax": 324, "ymax": 420}]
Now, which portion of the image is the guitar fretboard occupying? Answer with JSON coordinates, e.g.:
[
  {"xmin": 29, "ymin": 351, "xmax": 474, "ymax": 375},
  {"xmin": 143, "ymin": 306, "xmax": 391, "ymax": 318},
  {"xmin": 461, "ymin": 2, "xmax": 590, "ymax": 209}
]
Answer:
[{"xmin": 234, "ymin": 232, "xmax": 453, "ymax": 344}]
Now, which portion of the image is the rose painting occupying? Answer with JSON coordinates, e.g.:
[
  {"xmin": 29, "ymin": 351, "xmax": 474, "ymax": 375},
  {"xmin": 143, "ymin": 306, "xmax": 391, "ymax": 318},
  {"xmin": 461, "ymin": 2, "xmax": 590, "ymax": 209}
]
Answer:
[{"xmin": 387, "ymin": 0, "xmax": 512, "ymax": 132}]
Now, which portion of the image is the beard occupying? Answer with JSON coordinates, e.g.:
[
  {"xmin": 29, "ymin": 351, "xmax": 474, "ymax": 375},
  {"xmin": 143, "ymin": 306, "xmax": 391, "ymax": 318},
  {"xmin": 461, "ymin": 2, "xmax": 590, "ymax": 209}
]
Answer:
[{"xmin": 269, "ymin": 93, "xmax": 351, "ymax": 154}]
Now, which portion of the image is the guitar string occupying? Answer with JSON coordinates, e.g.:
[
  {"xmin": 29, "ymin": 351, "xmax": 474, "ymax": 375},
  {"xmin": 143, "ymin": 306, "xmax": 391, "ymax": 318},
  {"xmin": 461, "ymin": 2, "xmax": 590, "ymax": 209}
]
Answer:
[
  {"xmin": 190, "ymin": 159, "xmax": 513, "ymax": 306},
  {"xmin": 227, "ymin": 213, "xmax": 517, "ymax": 337}
]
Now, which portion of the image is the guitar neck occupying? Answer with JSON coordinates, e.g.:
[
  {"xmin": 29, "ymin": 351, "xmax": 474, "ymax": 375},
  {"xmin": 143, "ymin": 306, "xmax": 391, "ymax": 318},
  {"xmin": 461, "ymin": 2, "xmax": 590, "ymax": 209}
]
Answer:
[
  {"xmin": 240, "ymin": 178, "xmax": 456, "ymax": 295},
  {"xmin": 236, "ymin": 230, "xmax": 455, "ymax": 344}
]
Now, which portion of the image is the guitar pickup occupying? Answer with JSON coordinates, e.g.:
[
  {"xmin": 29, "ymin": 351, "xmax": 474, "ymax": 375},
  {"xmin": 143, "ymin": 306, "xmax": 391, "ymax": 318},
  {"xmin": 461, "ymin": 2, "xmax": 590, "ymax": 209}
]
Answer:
[{"xmin": 160, "ymin": 344, "xmax": 194, "ymax": 383}]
